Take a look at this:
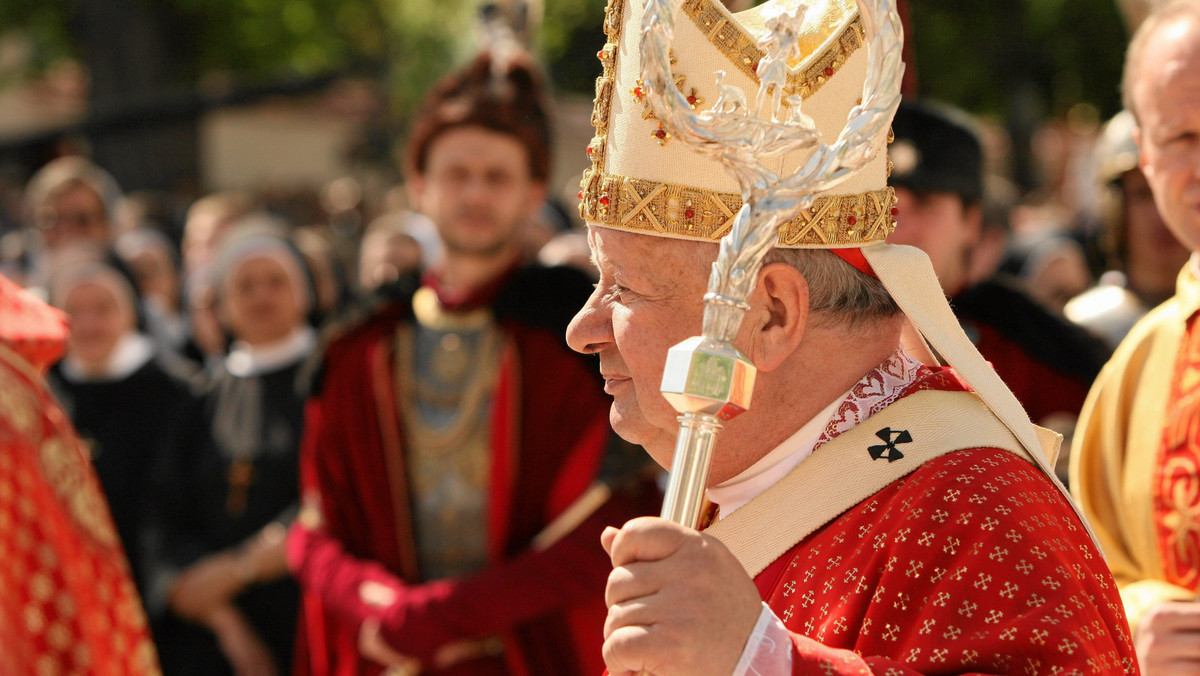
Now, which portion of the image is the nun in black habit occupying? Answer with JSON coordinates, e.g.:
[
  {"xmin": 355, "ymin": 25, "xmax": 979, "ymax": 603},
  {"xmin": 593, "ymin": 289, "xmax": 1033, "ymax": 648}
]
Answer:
[
  {"xmin": 147, "ymin": 232, "xmax": 315, "ymax": 676},
  {"xmin": 47, "ymin": 259, "xmax": 193, "ymax": 601}
]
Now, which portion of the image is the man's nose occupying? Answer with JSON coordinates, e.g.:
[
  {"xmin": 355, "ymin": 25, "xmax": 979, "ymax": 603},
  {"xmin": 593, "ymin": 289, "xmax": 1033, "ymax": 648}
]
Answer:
[
  {"xmin": 566, "ymin": 290, "xmax": 612, "ymax": 355},
  {"xmin": 460, "ymin": 175, "xmax": 491, "ymax": 204}
]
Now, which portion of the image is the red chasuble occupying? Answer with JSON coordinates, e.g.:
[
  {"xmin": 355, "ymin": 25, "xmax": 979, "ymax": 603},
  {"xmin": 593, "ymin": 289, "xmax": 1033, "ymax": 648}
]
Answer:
[
  {"xmin": 0, "ymin": 274, "xmax": 160, "ymax": 675},
  {"xmin": 747, "ymin": 369, "xmax": 1137, "ymax": 674},
  {"xmin": 288, "ymin": 268, "xmax": 657, "ymax": 676}
]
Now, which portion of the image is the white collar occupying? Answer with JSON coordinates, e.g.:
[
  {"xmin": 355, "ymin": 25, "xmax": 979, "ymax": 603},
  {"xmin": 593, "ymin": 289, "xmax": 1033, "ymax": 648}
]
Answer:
[
  {"xmin": 61, "ymin": 333, "xmax": 156, "ymax": 383},
  {"xmin": 707, "ymin": 392, "xmax": 847, "ymax": 519},
  {"xmin": 225, "ymin": 326, "xmax": 316, "ymax": 377}
]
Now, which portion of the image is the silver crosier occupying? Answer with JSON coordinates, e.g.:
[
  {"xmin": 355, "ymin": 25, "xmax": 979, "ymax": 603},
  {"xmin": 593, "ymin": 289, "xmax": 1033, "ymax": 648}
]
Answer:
[{"xmin": 640, "ymin": 0, "xmax": 905, "ymax": 527}]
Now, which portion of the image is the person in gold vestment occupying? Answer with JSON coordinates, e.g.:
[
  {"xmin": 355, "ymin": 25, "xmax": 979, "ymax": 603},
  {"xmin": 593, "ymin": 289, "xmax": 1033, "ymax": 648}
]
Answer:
[{"xmin": 1070, "ymin": 2, "xmax": 1200, "ymax": 673}]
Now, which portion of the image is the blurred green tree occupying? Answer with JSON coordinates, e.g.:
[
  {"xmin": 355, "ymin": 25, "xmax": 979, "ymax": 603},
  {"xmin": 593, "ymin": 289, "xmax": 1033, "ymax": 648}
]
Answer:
[
  {"xmin": 908, "ymin": 0, "xmax": 1127, "ymax": 118},
  {"xmin": 0, "ymin": 0, "xmax": 604, "ymax": 189},
  {"xmin": 0, "ymin": 0, "xmax": 606, "ymax": 113}
]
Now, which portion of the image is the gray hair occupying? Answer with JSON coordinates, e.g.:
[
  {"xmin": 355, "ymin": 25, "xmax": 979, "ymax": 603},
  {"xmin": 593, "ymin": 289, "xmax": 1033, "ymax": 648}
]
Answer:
[
  {"xmin": 1122, "ymin": 0, "xmax": 1200, "ymax": 122},
  {"xmin": 762, "ymin": 248, "xmax": 901, "ymax": 330}
]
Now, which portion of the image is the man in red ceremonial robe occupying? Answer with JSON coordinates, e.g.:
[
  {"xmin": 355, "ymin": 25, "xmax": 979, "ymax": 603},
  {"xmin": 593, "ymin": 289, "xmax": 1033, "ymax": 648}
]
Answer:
[
  {"xmin": 567, "ymin": 0, "xmax": 1138, "ymax": 673},
  {"xmin": 0, "ymin": 273, "xmax": 160, "ymax": 675},
  {"xmin": 286, "ymin": 46, "xmax": 658, "ymax": 675}
]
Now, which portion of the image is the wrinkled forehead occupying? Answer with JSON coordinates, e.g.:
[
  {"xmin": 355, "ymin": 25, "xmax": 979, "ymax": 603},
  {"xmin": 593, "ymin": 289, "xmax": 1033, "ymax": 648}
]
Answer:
[{"xmin": 586, "ymin": 223, "xmax": 717, "ymax": 277}]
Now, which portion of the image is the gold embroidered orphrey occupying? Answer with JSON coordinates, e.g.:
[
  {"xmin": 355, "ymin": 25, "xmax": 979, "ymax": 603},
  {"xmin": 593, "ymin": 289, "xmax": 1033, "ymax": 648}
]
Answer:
[{"xmin": 580, "ymin": 0, "xmax": 898, "ymax": 247}]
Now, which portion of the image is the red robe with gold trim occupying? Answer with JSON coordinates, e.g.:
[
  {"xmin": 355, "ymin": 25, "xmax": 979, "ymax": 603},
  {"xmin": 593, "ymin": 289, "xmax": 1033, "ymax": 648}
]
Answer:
[
  {"xmin": 749, "ymin": 369, "xmax": 1137, "ymax": 674},
  {"xmin": 288, "ymin": 267, "xmax": 659, "ymax": 676},
  {"xmin": 0, "ymin": 274, "xmax": 160, "ymax": 675}
]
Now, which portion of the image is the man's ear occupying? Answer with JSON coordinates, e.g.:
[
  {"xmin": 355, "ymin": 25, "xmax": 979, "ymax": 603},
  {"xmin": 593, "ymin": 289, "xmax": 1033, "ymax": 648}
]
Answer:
[
  {"xmin": 1134, "ymin": 125, "xmax": 1150, "ymax": 173},
  {"xmin": 407, "ymin": 175, "xmax": 427, "ymax": 214},
  {"xmin": 525, "ymin": 181, "xmax": 548, "ymax": 220},
  {"xmin": 209, "ymin": 290, "xmax": 230, "ymax": 334},
  {"xmin": 963, "ymin": 202, "xmax": 984, "ymax": 246},
  {"xmin": 740, "ymin": 262, "xmax": 809, "ymax": 372}
]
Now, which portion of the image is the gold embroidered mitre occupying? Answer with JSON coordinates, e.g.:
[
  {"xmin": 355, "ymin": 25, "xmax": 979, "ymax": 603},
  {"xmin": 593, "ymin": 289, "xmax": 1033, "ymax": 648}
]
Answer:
[{"xmin": 579, "ymin": 0, "xmax": 896, "ymax": 248}]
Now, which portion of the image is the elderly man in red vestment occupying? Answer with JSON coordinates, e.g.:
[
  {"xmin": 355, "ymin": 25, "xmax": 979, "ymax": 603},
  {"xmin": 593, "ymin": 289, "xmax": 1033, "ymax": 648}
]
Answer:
[
  {"xmin": 285, "ymin": 43, "xmax": 658, "ymax": 676},
  {"xmin": 0, "ymin": 273, "xmax": 160, "ymax": 675},
  {"xmin": 566, "ymin": 0, "xmax": 1139, "ymax": 674}
]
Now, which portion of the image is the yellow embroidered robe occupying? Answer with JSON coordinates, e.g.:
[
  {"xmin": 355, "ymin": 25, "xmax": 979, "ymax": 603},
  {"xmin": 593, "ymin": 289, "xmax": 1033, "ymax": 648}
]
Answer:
[{"xmin": 1072, "ymin": 263, "xmax": 1200, "ymax": 631}]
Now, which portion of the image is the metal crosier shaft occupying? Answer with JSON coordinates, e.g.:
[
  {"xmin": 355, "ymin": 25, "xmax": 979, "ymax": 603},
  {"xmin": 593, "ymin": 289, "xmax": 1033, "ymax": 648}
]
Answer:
[
  {"xmin": 660, "ymin": 413, "xmax": 721, "ymax": 527},
  {"xmin": 643, "ymin": 0, "xmax": 905, "ymax": 527}
]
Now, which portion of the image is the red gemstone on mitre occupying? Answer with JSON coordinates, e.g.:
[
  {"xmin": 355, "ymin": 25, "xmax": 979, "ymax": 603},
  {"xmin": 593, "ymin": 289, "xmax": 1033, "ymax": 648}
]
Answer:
[
  {"xmin": 586, "ymin": 146, "xmax": 594, "ymax": 154},
  {"xmin": 634, "ymin": 86, "xmax": 644, "ymax": 98},
  {"xmin": 598, "ymin": 50, "xmax": 606, "ymax": 60},
  {"xmin": 600, "ymin": 196, "xmax": 611, "ymax": 206},
  {"xmin": 891, "ymin": 207, "xmax": 900, "ymax": 216},
  {"xmin": 654, "ymin": 129, "xmax": 667, "ymax": 139},
  {"xmin": 823, "ymin": 67, "xmax": 834, "ymax": 77},
  {"xmin": 847, "ymin": 215, "xmax": 858, "ymax": 226},
  {"xmin": 685, "ymin": 208, "xmax": 695, "ymax": 219},
  {"xmin": 687, "ymin": 94, "xmax": 698, "ymax": 105},
  {"xmin": 578, "ymin": 191, "xmax": 584, "ymax": 200}
]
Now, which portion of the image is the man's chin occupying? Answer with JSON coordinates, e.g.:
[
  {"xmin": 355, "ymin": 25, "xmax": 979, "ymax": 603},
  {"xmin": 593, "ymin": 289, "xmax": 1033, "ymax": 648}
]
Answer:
[
  {"xmin": 443, "ymin": 238, "xmax": 510, "ymax": 259},
  {"xmin": 609, "ymin": 405, "xmax": 674, "ymax": 467},
  {"xmin": 1181, "ymin": 227, "xmax": 1200, "ymax": 255}
]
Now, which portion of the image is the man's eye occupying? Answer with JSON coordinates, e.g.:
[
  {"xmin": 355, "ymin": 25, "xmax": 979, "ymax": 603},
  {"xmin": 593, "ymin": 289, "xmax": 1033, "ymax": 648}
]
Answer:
[
  {"xmin": 441, "ymin": 168, "xmax": 468, "ymax": 183},
  {"xmin": 592, "ymin": 279, "xmax": 631, "ymax": 301},
  {"xmin": 486, "ymin": 171, "xmax": 514, "ymax": 187},
  {"xmin": 1166, "ymin": 131, "xmax": 1199, "ymax": 147}
]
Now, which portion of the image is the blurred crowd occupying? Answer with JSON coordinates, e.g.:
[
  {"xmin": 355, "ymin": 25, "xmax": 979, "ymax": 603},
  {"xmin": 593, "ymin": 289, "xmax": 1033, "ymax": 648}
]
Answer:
[{"xmin": 0, "ymin": 149, "xmax": 602, "ymax": 673}]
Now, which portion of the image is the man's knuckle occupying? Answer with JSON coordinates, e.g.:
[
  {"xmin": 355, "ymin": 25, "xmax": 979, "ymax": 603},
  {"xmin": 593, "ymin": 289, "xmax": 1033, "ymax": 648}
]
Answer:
[
  {"xmin": 603, "ymin": 611, "xmax": 621, "ymax": 640},
  {"xmin": 604, "ymin": 626, "xmax": 650, "ymax": 669},
  {"xmin": 608, "ymin": 564, "xmax": 634, "ymax": 590}
]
